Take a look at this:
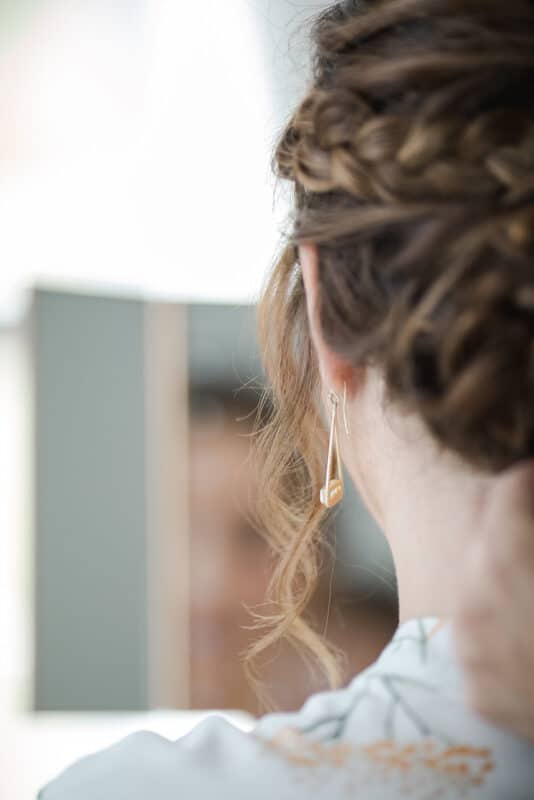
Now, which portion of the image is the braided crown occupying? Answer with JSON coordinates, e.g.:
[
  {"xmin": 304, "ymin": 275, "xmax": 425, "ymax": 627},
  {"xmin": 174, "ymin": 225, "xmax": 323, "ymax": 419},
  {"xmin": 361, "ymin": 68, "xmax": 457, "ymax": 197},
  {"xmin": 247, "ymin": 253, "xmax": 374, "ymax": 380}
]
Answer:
[{"xmin": 275, "ymin": 0, "xmax": 534, "ymax": 469}]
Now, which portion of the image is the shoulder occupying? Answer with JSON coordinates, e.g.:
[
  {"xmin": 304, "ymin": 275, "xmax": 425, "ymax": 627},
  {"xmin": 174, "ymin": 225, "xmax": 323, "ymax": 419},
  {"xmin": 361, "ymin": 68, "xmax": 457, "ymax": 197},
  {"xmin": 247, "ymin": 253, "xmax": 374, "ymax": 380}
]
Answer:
[
  {"xmin": 38, "ymin": 625, "xmax": 415, "ymax": 800},
  {"xmin": 39, "ymin": 620, "xmax": 533, "ymax": 799},
  {"xmin": 39, "ymin": 717, "xmax": 293, "ymax": 800}
]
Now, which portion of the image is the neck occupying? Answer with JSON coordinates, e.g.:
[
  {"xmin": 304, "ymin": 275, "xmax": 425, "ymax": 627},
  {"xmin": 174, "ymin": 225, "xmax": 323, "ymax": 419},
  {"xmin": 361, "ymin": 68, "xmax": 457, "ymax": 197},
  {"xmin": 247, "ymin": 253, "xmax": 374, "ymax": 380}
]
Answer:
[
  {"xmin": 344, "ymin": 370, "xmax": 494, "ymax": 624},
  {"xmin": 382, "ymin": 452, "xmax": 491, "ymax": 622}
]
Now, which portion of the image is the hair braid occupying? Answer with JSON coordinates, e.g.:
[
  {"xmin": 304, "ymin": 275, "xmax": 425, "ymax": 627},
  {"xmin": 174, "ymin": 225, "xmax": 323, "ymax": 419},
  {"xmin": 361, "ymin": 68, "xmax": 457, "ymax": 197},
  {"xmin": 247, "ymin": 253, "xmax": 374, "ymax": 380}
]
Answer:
[{"xmin": 248, "ymin": 0, "xmax": 534, "ymax": 699}]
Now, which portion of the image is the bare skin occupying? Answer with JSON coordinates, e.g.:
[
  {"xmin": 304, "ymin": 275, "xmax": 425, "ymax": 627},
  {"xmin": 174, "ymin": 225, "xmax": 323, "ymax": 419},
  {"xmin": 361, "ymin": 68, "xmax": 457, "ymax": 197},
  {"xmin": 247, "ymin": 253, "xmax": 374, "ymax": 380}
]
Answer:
[
  {"xmin": 299, "ymin": 241, "xmax": 534, "ymax": 743},
  {"xmin": 453, "ymin": 461, "xmax": 534, "ymax": 741}
]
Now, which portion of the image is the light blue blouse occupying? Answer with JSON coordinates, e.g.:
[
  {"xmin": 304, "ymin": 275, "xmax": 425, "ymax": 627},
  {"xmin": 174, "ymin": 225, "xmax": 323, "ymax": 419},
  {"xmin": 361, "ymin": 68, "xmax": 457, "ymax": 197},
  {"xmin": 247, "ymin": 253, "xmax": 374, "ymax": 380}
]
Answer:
[{"xmin": 39, "ymin": 619, "xmax": 534, "ymax": 799}]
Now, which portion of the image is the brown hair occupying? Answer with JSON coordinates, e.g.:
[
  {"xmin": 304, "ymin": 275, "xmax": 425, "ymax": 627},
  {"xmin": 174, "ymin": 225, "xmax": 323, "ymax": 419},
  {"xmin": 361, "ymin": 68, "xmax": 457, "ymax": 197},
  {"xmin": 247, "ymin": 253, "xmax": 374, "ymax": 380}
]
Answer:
[{"xmin": 247, "ymin": 0, "xmax": 534, "ymax": 700}]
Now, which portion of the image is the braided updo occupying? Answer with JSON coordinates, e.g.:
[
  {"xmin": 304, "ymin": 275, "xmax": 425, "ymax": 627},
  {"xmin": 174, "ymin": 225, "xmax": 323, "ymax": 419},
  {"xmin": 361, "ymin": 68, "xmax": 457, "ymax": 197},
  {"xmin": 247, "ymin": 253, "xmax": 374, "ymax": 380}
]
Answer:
[{"xmin": 249, "ymin": 0, "xmax": 534, "ymax": 701}]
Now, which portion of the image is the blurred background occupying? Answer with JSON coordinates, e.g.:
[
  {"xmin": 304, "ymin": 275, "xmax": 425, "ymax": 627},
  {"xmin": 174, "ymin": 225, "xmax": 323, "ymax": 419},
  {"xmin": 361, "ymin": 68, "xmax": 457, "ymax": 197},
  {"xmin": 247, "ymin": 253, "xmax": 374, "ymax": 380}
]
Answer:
[{"xmin": 0, "ymin": 0, "xmax": 398, "ymax": 743}]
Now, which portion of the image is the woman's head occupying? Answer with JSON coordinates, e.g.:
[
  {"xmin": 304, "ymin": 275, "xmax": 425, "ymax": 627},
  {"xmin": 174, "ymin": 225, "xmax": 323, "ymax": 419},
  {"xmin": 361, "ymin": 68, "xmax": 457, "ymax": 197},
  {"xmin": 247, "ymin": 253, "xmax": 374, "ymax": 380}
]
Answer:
[{"xmin": 249, "ymin": 0, "xmax": 534, "ymax": 697}]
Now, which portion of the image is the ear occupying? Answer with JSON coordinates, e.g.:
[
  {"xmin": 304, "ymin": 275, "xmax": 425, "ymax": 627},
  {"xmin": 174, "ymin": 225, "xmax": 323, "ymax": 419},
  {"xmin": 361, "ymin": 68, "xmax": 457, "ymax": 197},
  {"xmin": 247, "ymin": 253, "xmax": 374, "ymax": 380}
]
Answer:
[{"xmin": 299, "ymin": 243, "xmax": 355, "ymax": 393}]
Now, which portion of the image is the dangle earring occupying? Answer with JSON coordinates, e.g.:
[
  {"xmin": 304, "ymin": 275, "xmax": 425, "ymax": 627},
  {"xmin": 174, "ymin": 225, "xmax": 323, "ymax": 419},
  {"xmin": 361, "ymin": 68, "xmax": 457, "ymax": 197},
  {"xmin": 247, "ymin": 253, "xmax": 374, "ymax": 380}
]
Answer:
[{"xmin": 320, "ymin": 385, "xmax": 348, "ymax": 509}]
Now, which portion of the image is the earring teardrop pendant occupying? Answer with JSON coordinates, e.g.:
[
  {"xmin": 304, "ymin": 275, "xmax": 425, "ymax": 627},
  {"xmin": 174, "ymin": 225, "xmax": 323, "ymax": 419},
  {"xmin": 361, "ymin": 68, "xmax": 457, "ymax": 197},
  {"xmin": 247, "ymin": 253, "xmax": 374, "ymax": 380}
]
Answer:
[{"xmin": 320, "ymin": 392, "xmax": 344, "ymax": 509}]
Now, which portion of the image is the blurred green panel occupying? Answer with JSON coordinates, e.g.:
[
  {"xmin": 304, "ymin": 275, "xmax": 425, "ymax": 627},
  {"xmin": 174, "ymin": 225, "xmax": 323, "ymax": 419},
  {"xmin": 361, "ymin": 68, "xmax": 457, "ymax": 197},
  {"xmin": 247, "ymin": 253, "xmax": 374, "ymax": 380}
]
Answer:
[{"xmin": 33, "ymin": 289, "xmax": 148, "ymax": 711}]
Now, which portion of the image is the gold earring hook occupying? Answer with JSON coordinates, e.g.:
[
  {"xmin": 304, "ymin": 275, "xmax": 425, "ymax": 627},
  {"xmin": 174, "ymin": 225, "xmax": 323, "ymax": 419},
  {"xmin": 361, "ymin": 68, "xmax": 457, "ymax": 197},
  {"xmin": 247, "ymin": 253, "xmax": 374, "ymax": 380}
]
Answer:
[{"xmin": 342, "ymin": 381, "xmax": 350, "ymax": 436}]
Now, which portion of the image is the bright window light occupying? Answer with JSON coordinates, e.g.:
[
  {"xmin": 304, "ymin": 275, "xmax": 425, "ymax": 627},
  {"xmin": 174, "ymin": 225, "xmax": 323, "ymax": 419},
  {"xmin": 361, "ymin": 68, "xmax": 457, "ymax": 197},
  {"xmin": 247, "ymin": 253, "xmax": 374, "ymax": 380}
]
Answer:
[{"xmin": 0, "ymin": 0, "xmax": 281, "ymax": 323}]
